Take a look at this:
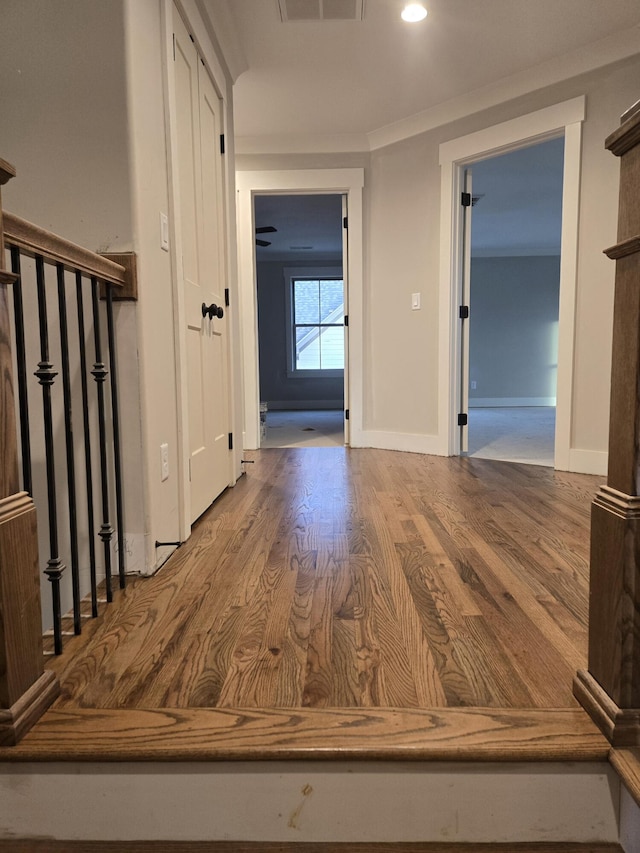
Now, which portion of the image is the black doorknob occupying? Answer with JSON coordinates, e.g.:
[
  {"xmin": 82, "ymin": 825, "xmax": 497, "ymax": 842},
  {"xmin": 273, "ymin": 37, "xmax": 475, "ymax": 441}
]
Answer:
[{"xmin": 202, "ymin": 302, "xmax": 224, "ymax": 320}]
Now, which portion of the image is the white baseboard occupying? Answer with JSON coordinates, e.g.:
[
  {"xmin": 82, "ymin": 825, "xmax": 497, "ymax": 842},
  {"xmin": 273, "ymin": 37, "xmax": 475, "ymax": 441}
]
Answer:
[
  {"xmin": 355, "ymin": 429, "xmax": 445, "ymax": 456},
  {"xmin": 469, "ymin": 397, "xmax": 556, "ymax": 407},
  {"xmin": 266, "ymin": 400, "xmax": 343, "ymax": 410},
  {"xmin": 567, "ymin": 448, "xmax": 608, "ymax": 476}
]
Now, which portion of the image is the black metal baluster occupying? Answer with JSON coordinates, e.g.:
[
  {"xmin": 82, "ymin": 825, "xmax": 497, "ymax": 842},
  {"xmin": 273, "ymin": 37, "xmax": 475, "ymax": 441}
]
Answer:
[
  {"xmin": 56, "ymin": 263, "xmax": 81, "ymax": 634},
  {"xmin": 90, "ymin": 276, "xmax": 113, "ymax": 602},
  {"xmin": 9, "ymin": 246, "xmax": 32, "ymax": 496},
  {"xmin": 105, "ymin": 284, "xmax": 126, "ymax": 589},
  {"xmin": 76, "ymin": 272, "xmax": 98, "ymax": 617},
  {"xmin": 34, "ymin": 254, "xmax": 65, "ymax": 654}
]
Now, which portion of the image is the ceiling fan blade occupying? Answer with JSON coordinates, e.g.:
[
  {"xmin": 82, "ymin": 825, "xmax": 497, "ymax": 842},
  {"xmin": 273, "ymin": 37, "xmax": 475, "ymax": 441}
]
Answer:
[
  {"xmin": 255, "ymin": 226, "xmax": 277, "ymax": 234},
  {"xmin": 256, "ymin": 239, "xmax": 271, "ymax": 247}
]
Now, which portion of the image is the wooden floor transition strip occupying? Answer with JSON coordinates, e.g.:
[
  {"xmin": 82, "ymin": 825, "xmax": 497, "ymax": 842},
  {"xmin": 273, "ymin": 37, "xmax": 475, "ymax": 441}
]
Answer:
[
  {"xmin": 0, "ymin": 842, "xmax": 625, "ymax": 852},
  {"xmin": 610, "ymin": 746, "xmax": 640, "ymax": 805},
  {"xmin": 1, "ymin": 706, "xmax": 609, "ymax": 762}
]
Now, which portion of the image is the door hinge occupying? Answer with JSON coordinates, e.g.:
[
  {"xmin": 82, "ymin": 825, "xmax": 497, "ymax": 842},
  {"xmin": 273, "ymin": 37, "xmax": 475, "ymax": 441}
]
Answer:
[
  {"xmin": 461, "ymin": 192, "xmax": 472, "ymax": 207},
  {"xmin": 189, "ymin": 33, "xmax": 195, "ymax": 43},
  {"xmin": 344, "ymin": 314, "xmax": 349, "ymax": 327},
  {"xmin": 172, "ymin": 33, "xmax": 176, "ymax": 61},
  {"xmin": 228, "ymin": 432, "xmax": 233, "ymax": 450},
  {"xmin": 345, "ymin": 409, "xmax": 350, "ymax": 420},
  {"xmin": 225, "ymin": 287, "xmax": 230, "ymax": 307},
  {"xmin": 220, "ymin": 134, "xmax": 225, "ymax": 155},
  {"xmin": 459, "ymin": 305, "xmax": 469, "ymax": 319},
  {"xmin": 458, "ymin": 413, "xmax": 468, "ymax": 427},
  {"xmin": 343, "ymin": 216, "xmax": 348, "ymax": 229}
]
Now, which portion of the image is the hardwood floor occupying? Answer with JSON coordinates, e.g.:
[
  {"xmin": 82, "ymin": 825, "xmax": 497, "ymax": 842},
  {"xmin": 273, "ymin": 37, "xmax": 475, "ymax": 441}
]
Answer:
[{"xmin": 45, "ymin": 448, "xmax": 601, "ymax": 711}]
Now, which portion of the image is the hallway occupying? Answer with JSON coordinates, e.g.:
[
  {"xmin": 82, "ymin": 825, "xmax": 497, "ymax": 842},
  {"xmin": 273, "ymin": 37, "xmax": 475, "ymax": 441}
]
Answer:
[{"xmin": 45, "ymin": 448, "xmax": 600, "ymax": 711}]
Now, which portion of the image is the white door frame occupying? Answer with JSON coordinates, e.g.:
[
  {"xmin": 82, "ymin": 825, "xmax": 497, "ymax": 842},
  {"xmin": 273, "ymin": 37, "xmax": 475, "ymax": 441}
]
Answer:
[
  {"xmin": 438, "ymin": 96, "xmax": 585, "ymax": 469},
  {"xmin": 236, "ymin": 169, "xmax": 365, "ymax": 450}
]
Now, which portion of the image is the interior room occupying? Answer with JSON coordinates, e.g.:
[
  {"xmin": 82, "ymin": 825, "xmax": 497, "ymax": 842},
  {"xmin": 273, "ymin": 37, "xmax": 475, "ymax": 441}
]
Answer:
[
  {"xmin": 1, "ymin": 0, "xmax": 640, "ymax": 848},
  {"xmin": 466, "ymin": 137, "xmax": 565, "ymax": 467},
  {"xmin": 254, "ymin": 193, "xmax": 346, "ymax": 448}
]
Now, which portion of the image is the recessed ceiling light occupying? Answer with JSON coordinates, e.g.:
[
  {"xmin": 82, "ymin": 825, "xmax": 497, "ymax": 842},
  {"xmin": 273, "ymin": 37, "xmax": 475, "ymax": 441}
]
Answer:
[{"xmin": 401, "ymin": 3, "xmax": 427, "ymax": 23}]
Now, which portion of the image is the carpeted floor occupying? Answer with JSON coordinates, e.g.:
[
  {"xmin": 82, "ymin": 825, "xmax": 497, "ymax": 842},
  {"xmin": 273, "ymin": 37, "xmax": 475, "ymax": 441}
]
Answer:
[
  {"xmin": 261, "ymin": 409, "xmax": 345, "ymax": 448},
  {"xmin": 467, "ymin": 406, "xmax": 556, "ymax": 467}
]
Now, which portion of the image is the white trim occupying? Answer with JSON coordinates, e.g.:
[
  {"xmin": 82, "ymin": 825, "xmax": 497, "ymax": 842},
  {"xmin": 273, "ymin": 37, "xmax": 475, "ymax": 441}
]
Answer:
[
  {"xmin": 554, "ymin": 120, "xmax": 582, "ymax": 471},
  {"xmin": 370, "ymin": 30, "xmax": 636, "ymax": 151},
  {"xmin": 438, "ymin": 97, "xmax": 585, "ymax": 469},
  {"xmin": 236, "ymin": 169, "xmax": 365, "ymax": 450},
  {"xmin": 359, "ymin": 430, "xmax": 444, "ymax": 457},
  {"xmin": 469, "ymin": 398, "xmax": 556, "ymax": 408},
  {"xmin": 567, "ymin": 449, "xmax": 608, "ymax": 477}
]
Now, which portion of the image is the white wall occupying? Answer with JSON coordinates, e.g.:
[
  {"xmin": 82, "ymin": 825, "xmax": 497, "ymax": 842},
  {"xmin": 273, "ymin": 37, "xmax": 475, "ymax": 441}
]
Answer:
[{"xmin": 237, "ymin": 55, "xmax": 639, "ymax": 469}]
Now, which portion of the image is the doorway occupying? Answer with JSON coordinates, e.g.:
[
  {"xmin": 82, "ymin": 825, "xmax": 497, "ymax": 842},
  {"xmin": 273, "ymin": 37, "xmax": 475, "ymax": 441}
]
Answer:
[
  {"xmin": 464, "ymin": 137, "xmax": 564, "ymax": 466},
  {"xmin": 254, "ymin": 194, "xmax": 346, "ymax": 448},
  {"xmin": 236, "ymin": 167, "xmax": 365, "ymax": 451},
  {"xmin": 438, "ymin": 97, "xmax": 585, "ymax": 470}
]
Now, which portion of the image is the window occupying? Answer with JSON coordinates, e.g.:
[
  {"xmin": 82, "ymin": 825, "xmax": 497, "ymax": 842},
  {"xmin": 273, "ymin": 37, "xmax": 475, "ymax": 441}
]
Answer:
[{"xmin": 285, "ymin": 268, "xmax": 344, "ymax": 377}]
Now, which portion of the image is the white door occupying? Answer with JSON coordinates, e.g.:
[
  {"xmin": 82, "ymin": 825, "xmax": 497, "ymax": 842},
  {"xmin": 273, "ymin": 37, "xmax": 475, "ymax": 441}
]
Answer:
[
  {"xmin": 459, "ymin": 168, "xmax": 473, "ymax": 454},
  {"xmin": 174, "ymin": 8, "xmax": 230, "ymax": 522},
  {"xmin": 342, "ymin": 194, "xmax": 350, "ymax": 445}
]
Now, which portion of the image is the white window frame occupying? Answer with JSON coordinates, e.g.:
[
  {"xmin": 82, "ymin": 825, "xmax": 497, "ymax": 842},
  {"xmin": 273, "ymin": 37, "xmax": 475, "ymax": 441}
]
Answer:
[{"xmin": 284, "ymin": 266, "xmax": 344, "ymax": 378}]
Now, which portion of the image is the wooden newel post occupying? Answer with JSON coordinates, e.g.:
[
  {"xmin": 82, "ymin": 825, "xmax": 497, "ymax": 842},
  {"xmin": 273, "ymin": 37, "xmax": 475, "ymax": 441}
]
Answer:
[
  {"xmin": 574, "ymin": 100, "xmax": 640, "ymax": 746},
  {"xmin": 0, "ymin": 159, "xmax": 59, "ymax": 746}
]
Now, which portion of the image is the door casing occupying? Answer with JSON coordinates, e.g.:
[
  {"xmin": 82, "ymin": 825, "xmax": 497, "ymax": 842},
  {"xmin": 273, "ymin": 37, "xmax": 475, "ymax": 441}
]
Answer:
[
  {"xmin": 439, "ymin": 96, "xmax": 585, "ymax": 470},
  {"xmin": 236, "ymin": 169, "xmax": 365, "ymax": 450}
]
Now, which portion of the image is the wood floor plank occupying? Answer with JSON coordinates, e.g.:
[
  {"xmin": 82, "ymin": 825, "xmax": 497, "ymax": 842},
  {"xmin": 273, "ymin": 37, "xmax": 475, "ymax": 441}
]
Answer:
[{"xmin": 39, "ymin": 448, "xmax": 601, "ymax": 713}]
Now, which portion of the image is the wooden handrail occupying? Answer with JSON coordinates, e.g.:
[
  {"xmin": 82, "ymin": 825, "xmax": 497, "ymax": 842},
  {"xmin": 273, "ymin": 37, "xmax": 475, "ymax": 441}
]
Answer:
[{"xmin": 3, "ymin": 212, "xmax": 126, "ymax": 287}]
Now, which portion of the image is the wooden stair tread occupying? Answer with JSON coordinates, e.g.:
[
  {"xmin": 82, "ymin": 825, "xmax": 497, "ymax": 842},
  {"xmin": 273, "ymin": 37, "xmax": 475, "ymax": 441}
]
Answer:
[{"xmin": 1, "ymin": 706, "xmax": 609, "ymax": 762}]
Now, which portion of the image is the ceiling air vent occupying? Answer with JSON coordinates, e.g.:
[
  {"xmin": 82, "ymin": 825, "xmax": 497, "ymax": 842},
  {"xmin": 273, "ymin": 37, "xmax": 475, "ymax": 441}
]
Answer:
[{"xmin": 277, "ymin": 0, "xmax": 365, "ymax": 22}]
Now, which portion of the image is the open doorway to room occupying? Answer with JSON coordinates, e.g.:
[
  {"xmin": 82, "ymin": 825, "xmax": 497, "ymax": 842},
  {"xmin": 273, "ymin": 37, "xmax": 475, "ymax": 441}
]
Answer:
[
  {"xmin": 463, "ymin": 137, "xmax": 565, "ymax": 467},
  {"xmin": 254, "ymin": 193, "xmax": 346, "ymax": 448}
]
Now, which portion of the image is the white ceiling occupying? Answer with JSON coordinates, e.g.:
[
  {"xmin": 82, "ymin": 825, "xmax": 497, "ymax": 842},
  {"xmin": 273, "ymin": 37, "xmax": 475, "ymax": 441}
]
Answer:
[{"xmin": 216, "ymin": 0, "xmax": 640, "ymax": 146}]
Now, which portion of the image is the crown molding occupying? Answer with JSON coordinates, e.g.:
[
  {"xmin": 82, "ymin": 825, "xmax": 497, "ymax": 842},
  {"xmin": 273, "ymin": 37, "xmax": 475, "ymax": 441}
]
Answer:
[{"xmin": 368, "ymin": 25, "xmax": 640, "ymax": 151}]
